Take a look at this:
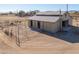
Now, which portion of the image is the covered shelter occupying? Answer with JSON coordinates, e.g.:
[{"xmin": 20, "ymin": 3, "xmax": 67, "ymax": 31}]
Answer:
[{"xmin": 28, "ymin": 11, "xmax": 72, "ymax": 33}]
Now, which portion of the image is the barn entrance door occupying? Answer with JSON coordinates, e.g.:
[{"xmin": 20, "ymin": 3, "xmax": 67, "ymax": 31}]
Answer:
[
  {"xmin": 37, "ymin": 21, "xmax": 40, "ymax": 29},
  {"xmin": 62, "ymin": 20, "xmax": 68, "ymax": 27},
  {"xmin": 62, "ymin": 20, "xmax": 70, "ymax": 31},
  {"xmin": 30, "ymin": 20, "xmax": 33, "ymax": 27}
]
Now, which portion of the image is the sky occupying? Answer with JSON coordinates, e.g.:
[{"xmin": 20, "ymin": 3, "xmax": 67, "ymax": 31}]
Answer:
[{"xmin": 0, "ymin": 4, "xmax": 79, "ymax": 12}]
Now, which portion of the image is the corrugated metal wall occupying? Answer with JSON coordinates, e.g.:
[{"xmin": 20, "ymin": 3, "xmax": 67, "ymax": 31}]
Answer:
[
  {"xmin": 41, "ymin": 21, "xmax": 60, "ymax": 33},
  {"xmin": 29, "ymin": 20, "xmax": 61, "ymax": 33}
]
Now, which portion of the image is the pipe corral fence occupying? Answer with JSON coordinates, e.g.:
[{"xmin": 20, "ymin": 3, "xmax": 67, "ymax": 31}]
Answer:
[{"xmin": 0, "ymin": 20, "xmax": 29, "ymax": 47}]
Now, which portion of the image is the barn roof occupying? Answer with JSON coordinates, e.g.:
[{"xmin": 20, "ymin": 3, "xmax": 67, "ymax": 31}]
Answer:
[
  {"xmin": 36, "ymin": 11, "xmax": 65, "ymax": 16},
  {"xmin": 28, "ymin": 16, "xmax": 60, "ymax": 22},
  {"xmin": 28, "ymin": 11, "xmax": 66, "ymax": 22}
]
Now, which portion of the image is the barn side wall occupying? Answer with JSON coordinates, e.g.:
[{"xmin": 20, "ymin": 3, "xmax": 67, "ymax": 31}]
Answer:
[
  {"xmin": 28, "ymin": 20, "xmax": 61, "ymax": 33},
  {"xmin": 61, "ymin": 13, "xmax": 72, "ymax": 26},
  {"xmin": 40, "ymin": 20, "xmax": 61, "ymax": 33},
  {"xmin": 28, "ymin": 20, "xmax": 37, "ymax": 29}
]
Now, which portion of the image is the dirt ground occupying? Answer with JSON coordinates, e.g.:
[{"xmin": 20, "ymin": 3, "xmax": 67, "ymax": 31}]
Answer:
[{"xmin": 0, "ymin": 15, "xmax": 79, "ymax": 54}]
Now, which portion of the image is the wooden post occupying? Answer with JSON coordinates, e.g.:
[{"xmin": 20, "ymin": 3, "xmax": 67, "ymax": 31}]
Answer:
[
  {"xmin": 10, "ymin": 25, "xmax": 13, "ymax": 39},
  {"xmin": 16, "ymin": 21, "xmax": 20, "ymax": 47},
  {"xmin": 59, "ymin": 9, "xmax": 63, "ymax": 32},
  {"xmin": 1, "ymin": 21, "xmax": 3, "ymax": 30},
  {"xmin": 9, "ymin": 21, "xmax": 10, "ymax": 37},
  {"xmin": 25, "ymin": 20, "xmax": 30, "ymax": 41}
]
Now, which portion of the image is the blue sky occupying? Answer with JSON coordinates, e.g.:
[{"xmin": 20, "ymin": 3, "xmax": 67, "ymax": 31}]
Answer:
[{"xmin": 0, "ymin": 4, "xmax": 79, "ymax": 12}]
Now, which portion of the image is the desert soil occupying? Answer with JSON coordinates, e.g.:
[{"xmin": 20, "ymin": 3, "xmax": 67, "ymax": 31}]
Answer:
[{"xmin": 0, "ymin": 15, "xmax": 79, "ymax": 54}]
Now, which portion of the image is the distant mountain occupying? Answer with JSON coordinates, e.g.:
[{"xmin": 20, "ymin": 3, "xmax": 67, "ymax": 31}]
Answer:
[{"xmin": 69, "ymin": 10, "xmax": 79, "ymax": 13}]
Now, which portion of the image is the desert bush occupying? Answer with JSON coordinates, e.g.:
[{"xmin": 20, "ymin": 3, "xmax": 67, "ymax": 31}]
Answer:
[
  {"xmin": 4, "ymin": 30, "xmax": 9, "ymax": 35},
  {"xmin": 17, "ymin": 10, "xmax": 26, "ymax": 17}
]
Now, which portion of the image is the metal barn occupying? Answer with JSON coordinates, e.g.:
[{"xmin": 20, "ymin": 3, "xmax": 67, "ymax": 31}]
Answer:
[{"xmin": 28, "ymin": 11, "xmax": 72, "ymax": 33}]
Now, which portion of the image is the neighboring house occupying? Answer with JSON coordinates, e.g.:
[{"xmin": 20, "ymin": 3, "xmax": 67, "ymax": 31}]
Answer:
[
  {"xmin": 69, "ymin": 14, "xmax": 79, "ymax": 27},
  {"xmin": 28, "ymin": 11, "xmax": 72, "ymax": 33}
]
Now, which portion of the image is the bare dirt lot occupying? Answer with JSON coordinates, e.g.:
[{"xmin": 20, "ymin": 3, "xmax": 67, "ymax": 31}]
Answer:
[{"xmin": 0, "ymin": 15, "xmax": 79, "ymax": 54}]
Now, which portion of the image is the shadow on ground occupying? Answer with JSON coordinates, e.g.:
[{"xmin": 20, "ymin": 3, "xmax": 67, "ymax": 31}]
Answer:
[{"xmin": 30, "ymin": 26, "xmax": 79, "ymax": 43}]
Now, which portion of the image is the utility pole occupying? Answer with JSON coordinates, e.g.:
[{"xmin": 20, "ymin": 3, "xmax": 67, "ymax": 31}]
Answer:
[{"xmin": 67, "ymin": 4, "xmax": 68, "ymax": 13}]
